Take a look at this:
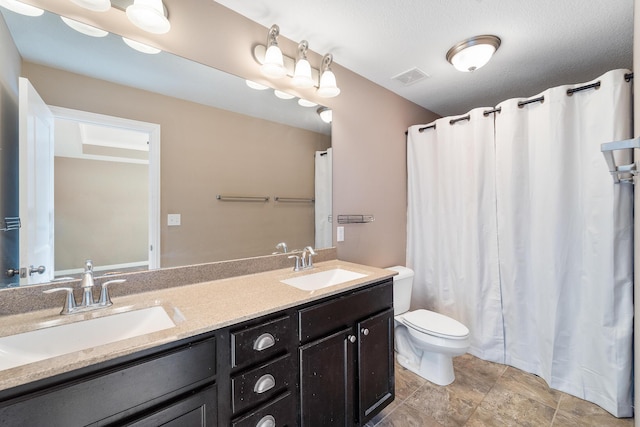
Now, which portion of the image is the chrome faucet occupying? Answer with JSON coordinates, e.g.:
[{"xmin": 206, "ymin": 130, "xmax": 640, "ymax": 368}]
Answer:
[
  {"xmin": 301, "ymin": 246, "xmax": 317, "ymax": 269},
  {"xmin": 43, "ymin": 259, "xmax": 126, "ymax": 315},
  {"xmin": 80, "ymin": 260, "xmax": 95, "ymax": 306},
  {"xmin": 288, "ymin": 246, "xmax": 317, "ymax": 271},
  {"xmin": 275, "ymin": 242, "xmax": 289, "ymax": 253}
]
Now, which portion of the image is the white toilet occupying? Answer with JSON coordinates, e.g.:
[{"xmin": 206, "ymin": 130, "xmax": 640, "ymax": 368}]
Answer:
[{"xmin": 387, "ymin": 266, "xmax": 470, "ymax": 386}]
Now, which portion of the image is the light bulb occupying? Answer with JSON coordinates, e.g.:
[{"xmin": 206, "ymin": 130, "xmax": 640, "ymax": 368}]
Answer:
[
  {"xmin": 261, "ymin": 45, "xmax": 286, "ymax": 78},
  {"xmin": 317, "ymin": 69, "xmax": 340, "ymax": 98},
  {"xmin": 292, "ymin": 58, "xmax": 314, "ymax": 88}
]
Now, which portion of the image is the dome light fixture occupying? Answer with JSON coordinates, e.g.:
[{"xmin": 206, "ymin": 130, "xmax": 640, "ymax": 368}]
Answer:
[
  {"xmin": 446, "ymin": 35, "xmax": 501, "ymax": 72},
  {"xmin": 126, "ymin": 0, "xmax": 170, "ymax": 34},
  {"xmin": 317, "ymin": 106, "xmax": 332, "ymax": 123},
  {"xmin": 0, "ymin": 0, "xmax": 44, "ymax": 16},
  {"xmin": 70, "ymin": 0, "xmax": 111, "ymax": 12},
  {"xmin": 317, "ymin": 54, "xmax": 340, "ymax": 98}
]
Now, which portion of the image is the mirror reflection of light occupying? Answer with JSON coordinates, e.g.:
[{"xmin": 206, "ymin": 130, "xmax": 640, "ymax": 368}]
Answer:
[
  {"xmin": 298, "ymin": 99, "xmax": 317, "ymax": 108},
  {"xmin": 0, "ymin": 0, "xmax": 44, "ymax": 16},
  {"xmin": 122, "ymin": 37, "xmax": 161, "ymax": 54},
  {"xmin": 245, "ymin": 80, "xmax": 269, "ymax": 90},
  {"xmin": 274, "ymin": 90, "xmax": 295, "ymax": 100},
  {"xmin": 317, "ymin": 107, "xmax": 332, "ymax": 123},
  {"xmin": 61, "ymin": 16, "xmax": 108, "ymax": 37},
  {"xmin": 70, "ymin": 0, "xmax": 111, "ymax": 12},
  {"xmin": 126, "ymin": 0, "xmax": 171, "ymax": 35}
]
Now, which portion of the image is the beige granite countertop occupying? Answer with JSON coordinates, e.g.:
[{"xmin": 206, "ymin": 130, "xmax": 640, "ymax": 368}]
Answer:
[{"xmin": 0, "ymin": 260, "xmax": 395, "ymax": 393}]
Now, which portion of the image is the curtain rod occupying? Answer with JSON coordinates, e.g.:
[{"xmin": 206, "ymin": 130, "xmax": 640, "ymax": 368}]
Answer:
[{"xmin": 405, "ymin": 72, "xmax": 635, "ymax": 136}]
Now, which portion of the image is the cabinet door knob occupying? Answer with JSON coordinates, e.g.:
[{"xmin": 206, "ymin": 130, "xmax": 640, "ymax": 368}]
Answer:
[
  {"xmin": 253, "ymin": 333, "xmax": 276, "ymax": 351},
  {"xmin": 255, "ymin": 415, "xmax": 276, "ymax": 427},
  {"xmin": 361, "ymin": 328, "xmax": 370, "ymax": 336},
  {"xmin": 253, "ymin": 374, "xmax": 276, "ymax": 394},
  {"xmin": 348, "ymin": 335, "xmax": 356, "ymax": 343}
]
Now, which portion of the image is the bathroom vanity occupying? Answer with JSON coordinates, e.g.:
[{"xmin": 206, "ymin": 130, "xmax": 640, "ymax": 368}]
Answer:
[{"xmin": 0, "ymin": 261, "xmax": 395, "ymax": 426}]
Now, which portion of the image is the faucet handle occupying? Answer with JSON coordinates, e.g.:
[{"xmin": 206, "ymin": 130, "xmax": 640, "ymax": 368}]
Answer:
[
  {"xmin": 288, "ymin": 255, "xmax": 301, "ymax": 272},
  {"xmin": 98, "ymin": 279, "xmax": 126, "ymax": 306},
  {"xmin": 43, "ymin": 287, "xmax": 77, "ymax": 315}
]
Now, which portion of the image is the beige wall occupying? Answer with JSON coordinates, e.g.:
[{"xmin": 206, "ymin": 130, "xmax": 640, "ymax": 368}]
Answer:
[
  {"xmin": 54, "ymin": 157, "xmax": 148, "ymax": 271},
  {"xmin": 23, "ymin": 0, "xmax": 438, "ymax": 269},
  {"xmin": 23, "ymin": 62, "xmax": 330, "ymax": 267}
]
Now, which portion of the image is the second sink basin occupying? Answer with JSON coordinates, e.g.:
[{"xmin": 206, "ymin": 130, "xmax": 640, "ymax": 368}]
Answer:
[
  {"xmin": 281, "ymin": 268, "xmax": 368, "ymax": 291},
  {"xmin": 0, "ymin": 306, "xmax": 176, "ymax": 371}
]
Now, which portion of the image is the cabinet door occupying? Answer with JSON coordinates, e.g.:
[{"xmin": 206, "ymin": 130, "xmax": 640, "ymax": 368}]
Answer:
[
  {"xmin": 357, "ymin": 308, "xmax": 395, "ymax": 425},
  {"xmin": 125, "ymin": 385, "xmax": 217, "ymax": 427},
  {"xmin": 299, "ymin": 328, "xmax": 355, "ymax": 427}
]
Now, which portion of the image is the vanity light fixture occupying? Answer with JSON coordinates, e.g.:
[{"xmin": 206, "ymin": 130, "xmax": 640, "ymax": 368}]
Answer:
[
  {"xmin": 0, "ymin": 0, "xmax": 44, "ymax": 16},
  {"xmin": 317, "ymin": 106, "xmax": 332, "ymax": 123},
  {"xmin": 261, "ymin": 24, "xmax": 287, "ymax": 78},
  {"xmin": 70, "ymin": 0, "xmax": 111, "ymax": 12},
  {"xmin": 446, "ymin": 35, "xmax": 501, "ymax": 72},
  {"xmin": 126, "ymin": 0, "xmax": 170, "ymax": 34},
  {"xmin": 61, "ymin": 16, "xmax": 109, "ymax": 37},
  {"xmin": 317, "ymin": 54, "xmax": 340, "ymax": 98},
  {"xmin": 292, "ymin": 40, "xmax": 314, "ymax": 88},
  {"xmin": 122, "ymin": 37, "xmax": 161, "ymax": 54}
]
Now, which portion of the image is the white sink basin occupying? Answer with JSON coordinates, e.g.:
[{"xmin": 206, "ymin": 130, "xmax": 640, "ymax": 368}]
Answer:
[
  {"xmin": 0, "ymin": 306, "xmax": 176, "ymax": 371},
  {"xmin": 281, "ymin": 268, "xmax": 368, "ymax": 291}
]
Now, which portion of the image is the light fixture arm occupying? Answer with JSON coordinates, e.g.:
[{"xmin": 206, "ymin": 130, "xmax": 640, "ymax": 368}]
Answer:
[
  {"xmin": 297, "ymin": 40, "xmax": 309, "ymax": 60},
  {"xmin": 266, "ymin": 24, "xmax": 280, "ymax": 48},
  {"xmin": 321, "ymin": 53, "xmax": 334, "ymax": 72}
]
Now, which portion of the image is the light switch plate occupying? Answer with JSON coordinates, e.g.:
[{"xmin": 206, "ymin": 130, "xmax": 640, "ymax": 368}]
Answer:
[
  {"xmin": 167, "ymin": 214, "xmax": 181, "ymax": 226},
  {"xmin": 337, "ymin": 226, "xmax": 345, "ymax": 242}
]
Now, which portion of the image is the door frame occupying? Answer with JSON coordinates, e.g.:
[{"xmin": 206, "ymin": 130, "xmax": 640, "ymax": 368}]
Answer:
[{"xmin": 49, "ymin": 106, "xmax": 161, "ymax": 270}]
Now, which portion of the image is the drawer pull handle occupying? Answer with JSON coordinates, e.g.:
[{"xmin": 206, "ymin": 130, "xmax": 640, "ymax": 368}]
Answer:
[
  {"xmin": 254, "ymin": 374, "xmax": 276, "ymax": 394},
  {"xmin": 348, "ymin": 335, "xmax": 356, "ymax": 343},
  {"xmin": 253, "ymin": 333, "xmax": 276, "ymax": 351},
  {"xmin": 256, "ymin": 415, "xmax": 276, "ymax": 427},
  {"xmin": 361, "ymin": 328, "xmax": 370, "ymax": 336}
]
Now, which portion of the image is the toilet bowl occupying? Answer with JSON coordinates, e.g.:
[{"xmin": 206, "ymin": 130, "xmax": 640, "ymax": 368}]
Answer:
[{"xmin": 387, "ymin": 266, "xmax": 470, "ymax": 386}]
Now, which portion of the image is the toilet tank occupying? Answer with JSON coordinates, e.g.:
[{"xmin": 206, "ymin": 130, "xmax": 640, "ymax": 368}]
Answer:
[{"xmin": 386, "ymin": 266, "xmax": 414, "ymax": 315}]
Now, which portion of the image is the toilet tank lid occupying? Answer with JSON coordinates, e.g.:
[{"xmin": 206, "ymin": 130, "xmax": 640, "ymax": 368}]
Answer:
[{"xmin": 385, "ymin": 266, "xmax": 414, "ymax": 280}]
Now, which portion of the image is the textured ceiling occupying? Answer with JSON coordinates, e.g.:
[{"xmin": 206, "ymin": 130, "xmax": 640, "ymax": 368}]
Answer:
[{"xmin": 216, "ymin": 0, "xmax": 634, "ymax": 117}]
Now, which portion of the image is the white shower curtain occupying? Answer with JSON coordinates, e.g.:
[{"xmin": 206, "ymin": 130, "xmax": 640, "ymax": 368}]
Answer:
[
  {"xmin": 315, "ymin": 148, "xmax": 332, "ymax": 248},
  {"xmin": 407, "ymin": 69, "xmax": 633, "ymax": 417},
  {"xmin": 407, "ymin": 108, "xmax": 504, "ymax": 363},
  {"xmin": 495, "ymin": 69, "xmax": 633, "ymax": 417}
]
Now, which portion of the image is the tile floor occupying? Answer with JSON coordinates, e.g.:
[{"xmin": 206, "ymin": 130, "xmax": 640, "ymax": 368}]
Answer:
[{"xmin": 367, "ymin": 354, "xmax": 634, "ymax": 427}]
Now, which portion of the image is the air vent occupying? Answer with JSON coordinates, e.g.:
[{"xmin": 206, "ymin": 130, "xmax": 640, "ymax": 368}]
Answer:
[{"xmin": 392, "ymin": 68, "xmax": 429, "ymax": 86}]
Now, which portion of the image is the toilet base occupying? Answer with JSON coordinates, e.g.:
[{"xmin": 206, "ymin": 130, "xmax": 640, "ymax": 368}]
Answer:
[{"xmin": 396, "ymin": 350, "xmax": 455, "ymax": 386}]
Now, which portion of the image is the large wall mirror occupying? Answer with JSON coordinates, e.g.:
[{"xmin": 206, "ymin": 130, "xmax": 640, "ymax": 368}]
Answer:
[{"xmin": 0, "ymin": 6, "xmax": 332, "ymax": 287}]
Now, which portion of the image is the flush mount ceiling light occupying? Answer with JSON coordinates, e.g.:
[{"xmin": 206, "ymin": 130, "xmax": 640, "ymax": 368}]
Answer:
[
  {"xmin": 70, "ymin": 0, "xmax": 111, "ymax": 12},
  {"xmin": 0, "ymin": 0, "xmax": 44, "ymax": 16},
  {"xmin": 446, "ymin": 35, "xmax": 501, "ymax": 72},
  {"xmin": 261, "ymin": 24, "xmax": 287, "ymax": 78},
  {"xmin": 61, "ymin": 16, "xmax": 108, "ymax": 37},
  {"xmin": 122, "ymin": 37, "xmax": 161, "ymax": 54},
  {"xmin": 292, "ymin": 40, "xmax": 314, "ymax": 88},
  {"xmin": 317, "ymin": 106, "xmax": 332, "ymax": 123},
  {"xmin": 317, "ymin": 54, "xmax": 340, "ymax": 98},
  {"xmin": 126, "ymin": 0, "xmax": 170, "ymax": 34}
]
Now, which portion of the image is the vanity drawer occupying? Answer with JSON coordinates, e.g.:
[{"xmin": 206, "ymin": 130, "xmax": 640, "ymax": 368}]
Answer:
[
  {"xmin": 231, "ymin": 315, "xmax": 291, "ymax": 369},
  {"xmin": 231, "ymin": 391, "xmax": 296, "ymax": 427},
  {"xmin": 231, "ymin": 354, "xmax": 294, "ymax": 415},
  {"xmin": 298, "ymin": 278, "xmax": 393, "ymax": 343}
]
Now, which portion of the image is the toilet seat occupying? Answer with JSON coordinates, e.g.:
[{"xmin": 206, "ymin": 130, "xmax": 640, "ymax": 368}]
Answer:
[{"xmin": 403, "ymin": 309, "xmax": 469, "ymax": 340}]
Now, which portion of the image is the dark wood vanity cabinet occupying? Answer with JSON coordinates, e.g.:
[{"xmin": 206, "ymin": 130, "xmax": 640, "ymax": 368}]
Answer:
[
  {"xmin": 0, "ymin": 276, "xmax": 394, "ymax": 427},
  {"xmin": 298, "ymin": 278, "xmax": 395, "ymax": 426},
  {"xmin": 0, "ymin": 335, "xmax": 218, "ymax": 426}
]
